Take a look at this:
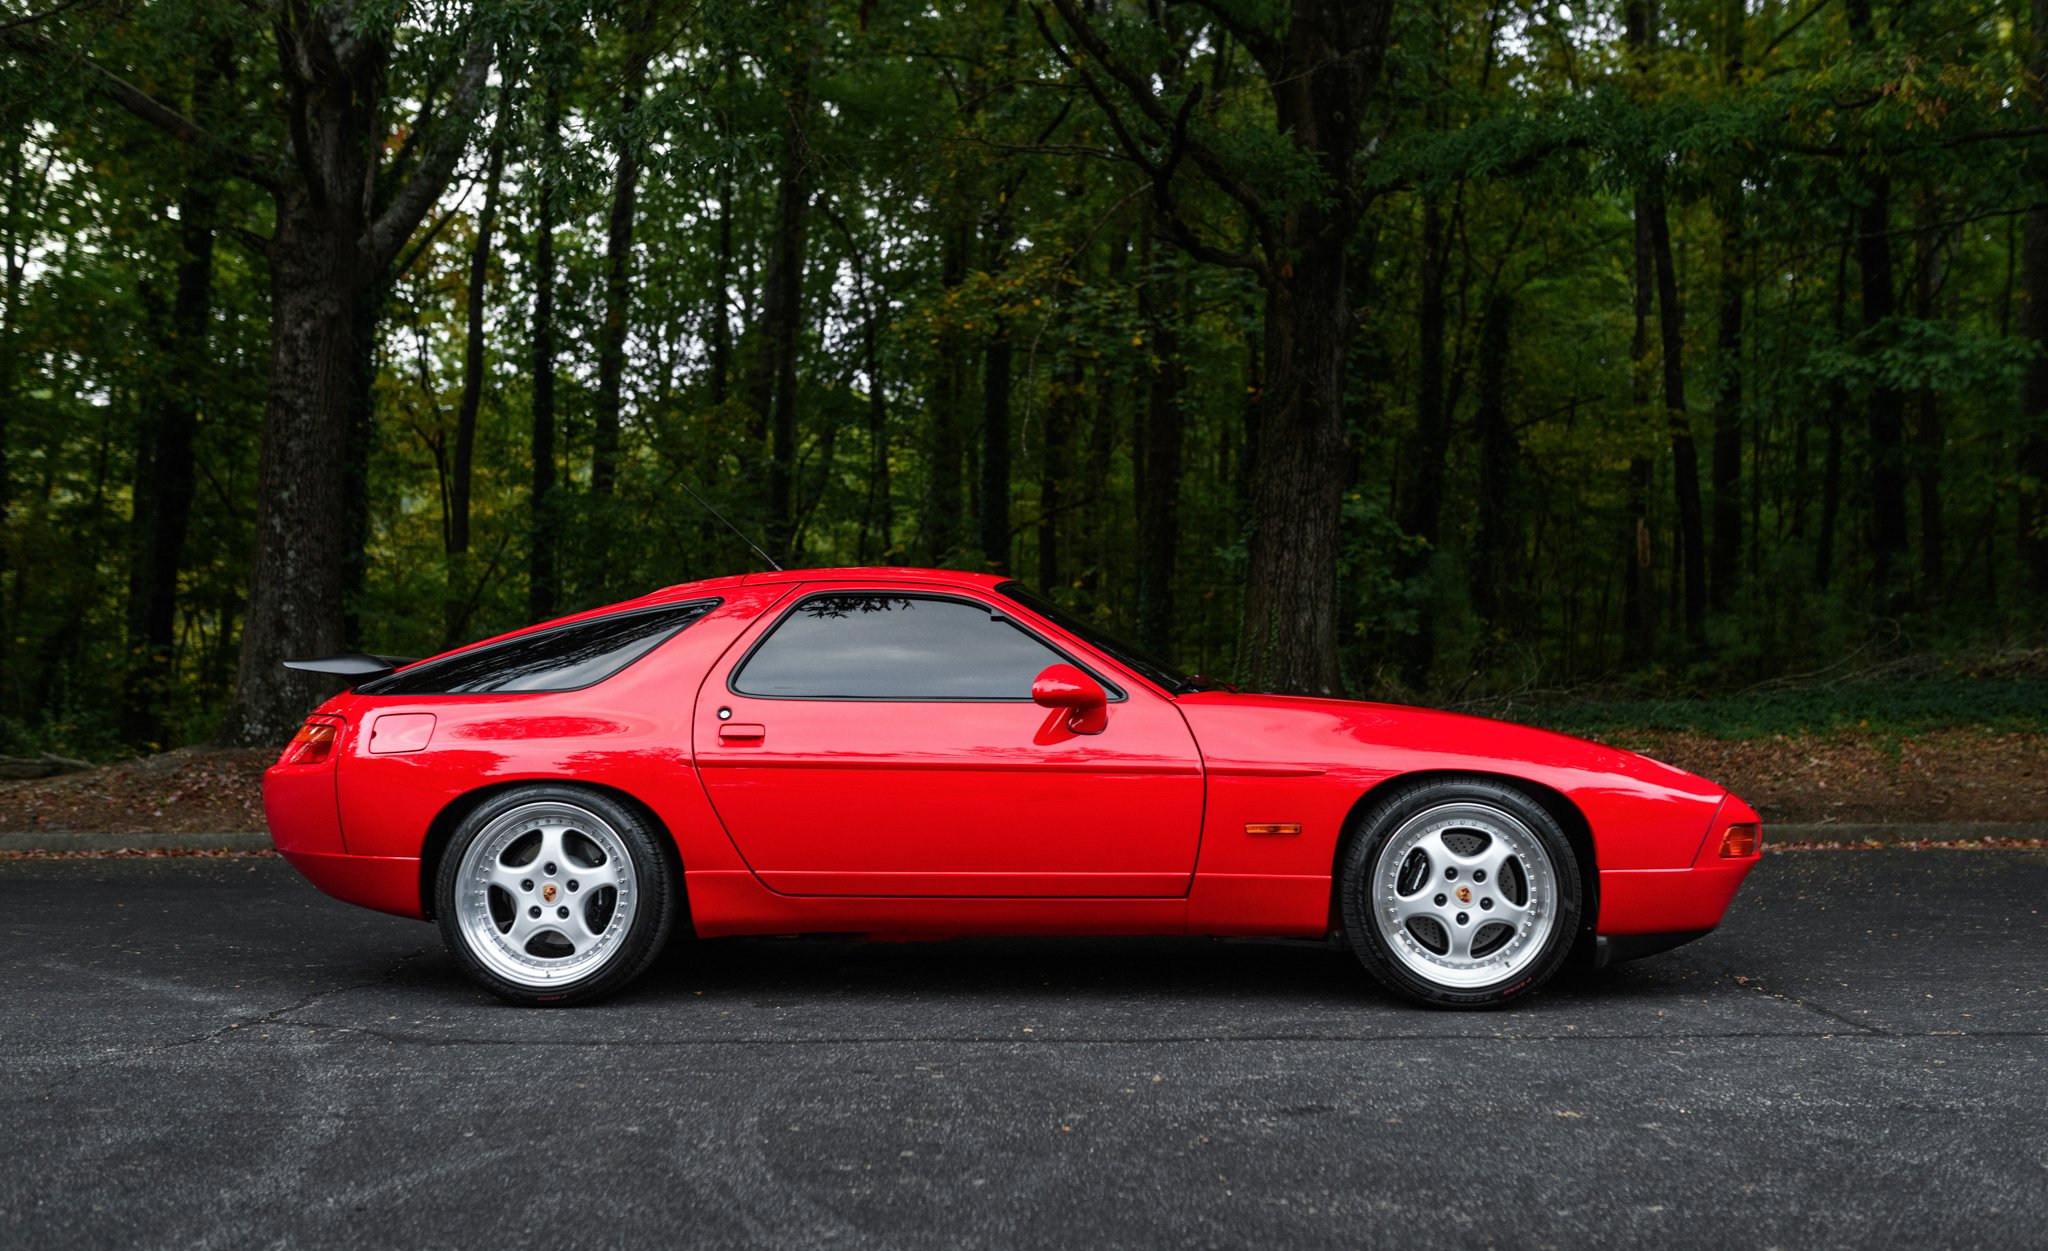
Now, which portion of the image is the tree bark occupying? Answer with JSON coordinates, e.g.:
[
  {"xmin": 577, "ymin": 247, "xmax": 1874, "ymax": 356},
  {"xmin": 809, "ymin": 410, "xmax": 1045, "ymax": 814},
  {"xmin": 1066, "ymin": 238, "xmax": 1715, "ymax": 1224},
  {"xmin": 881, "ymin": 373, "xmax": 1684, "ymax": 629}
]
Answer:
[
  {"xmin": 122, "ymin": 59, "xmax": 224, "ymax": 745},
  {"xmin": 920, "ymin": 217, "xmax": 970, "ymax": 565},
  {"xmin": 445, "ymin": 99, "xmax": 506, "ymax": 644},
  {"xmin": 226, "ymin": 201, "xmax": 372, "ymax": 743},
  {"xmin": 709, "ymin": 63, "xmax": 737, "ymax": 409},
  {"xmin": 1708, "ymin": 0, "xmax": 1744, "ymax": 614},
  {"xmin": 979, "ymin": 321, "xmax": 1013, "ymax": 573},
  {"xmin": 2020, "ymin": 0, "xmax": 2048, "ymax": 593},
  {"xmin": 1709, "ymin": 193, "xmax": 1743, "ymax": 613},
  {"xmin": 755, "ymin": 19, "xmax": 815, "ymax": 561},
  {"xmin": 593, "ymin": 7, "xmax": 657, "ymax": 501},
  {"xmin": 1469, "ymin": 293, "xmax": 1515, "ymax": 633},
  {"xmin": 0, "ymin": 130, "xmax": 19, "ymax": 676},
  {"xmin": 529, "ymin": 74, "xmax": 563, "ymax": 622},
  {"xmin": 1134, "ymin": 240, "xmax": 1185, "ymax": 655},
  {"xmin": 1395, "ymin": 192, "xmax": 1450, "ymax": 688},
  {"xmin": 1846, "ymin": 0, "xmax": 1912, "ymax": 610},
  {"xmin": 1237, "ymin": 223, "xmax": 1350, "ymax": 695},
  {"xmin": 1623, "ymin": 147, "xmax": 1656, "ymax": 665},
  {"xmin": 1643, "ymin": 177, "xmax": 1706, "ymax": 646},
  {"xmin": 1913, "ymin": 190, "xmax": 1946, "ymax": 595}
]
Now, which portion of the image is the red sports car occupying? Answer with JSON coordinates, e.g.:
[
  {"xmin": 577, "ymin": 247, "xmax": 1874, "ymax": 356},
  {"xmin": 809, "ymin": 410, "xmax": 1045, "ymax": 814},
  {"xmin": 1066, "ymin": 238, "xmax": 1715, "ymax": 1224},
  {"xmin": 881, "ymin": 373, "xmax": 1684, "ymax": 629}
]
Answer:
[{"xmin": 265, "ymin": 567, "xmax": 1762, "ymax": 1008}]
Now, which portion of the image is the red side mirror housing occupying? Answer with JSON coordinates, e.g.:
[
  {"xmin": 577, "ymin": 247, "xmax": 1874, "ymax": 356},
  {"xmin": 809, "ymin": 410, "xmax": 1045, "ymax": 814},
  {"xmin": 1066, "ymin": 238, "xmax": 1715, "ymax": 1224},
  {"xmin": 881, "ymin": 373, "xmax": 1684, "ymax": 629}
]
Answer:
[{"xmin": 1031, "ymin": 663, "xmax": 1108, "ymax": 734}]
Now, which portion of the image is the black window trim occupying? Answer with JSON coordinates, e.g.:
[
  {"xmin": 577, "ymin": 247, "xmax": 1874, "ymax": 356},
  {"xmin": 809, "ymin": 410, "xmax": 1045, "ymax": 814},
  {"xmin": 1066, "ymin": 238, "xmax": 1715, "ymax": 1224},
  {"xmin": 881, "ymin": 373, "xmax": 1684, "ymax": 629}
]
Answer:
[
  {"xmin": 726, "ymin": 588, "xmax": 1127, "ymax": 704},
  {"xmin": 356, "ymin": 597, "xmax": 724, "ymax": 697}
]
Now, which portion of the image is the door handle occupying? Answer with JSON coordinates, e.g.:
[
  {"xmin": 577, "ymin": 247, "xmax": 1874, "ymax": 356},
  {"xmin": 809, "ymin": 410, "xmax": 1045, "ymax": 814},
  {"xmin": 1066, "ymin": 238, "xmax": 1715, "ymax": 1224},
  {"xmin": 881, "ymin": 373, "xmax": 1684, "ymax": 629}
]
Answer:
[{"xmin": 718, "ymin": 722, "xmax": 766, "ymax": 742}]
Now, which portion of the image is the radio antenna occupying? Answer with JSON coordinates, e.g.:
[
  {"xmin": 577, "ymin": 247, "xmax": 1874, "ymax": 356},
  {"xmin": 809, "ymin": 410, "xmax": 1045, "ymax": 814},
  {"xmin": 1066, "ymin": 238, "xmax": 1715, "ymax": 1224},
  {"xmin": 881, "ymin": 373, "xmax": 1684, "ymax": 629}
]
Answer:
[{"xmin": 681, "ymin": 482, "xmax": 783, "ymax": 572}]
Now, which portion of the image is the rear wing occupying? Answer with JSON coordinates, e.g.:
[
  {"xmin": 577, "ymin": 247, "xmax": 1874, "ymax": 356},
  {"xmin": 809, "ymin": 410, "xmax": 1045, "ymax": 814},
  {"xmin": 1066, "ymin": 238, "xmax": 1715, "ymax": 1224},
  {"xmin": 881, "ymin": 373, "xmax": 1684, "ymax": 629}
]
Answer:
[{"xmin": 282, "ymin": 654, "xmax": 419, "ymax": 686}]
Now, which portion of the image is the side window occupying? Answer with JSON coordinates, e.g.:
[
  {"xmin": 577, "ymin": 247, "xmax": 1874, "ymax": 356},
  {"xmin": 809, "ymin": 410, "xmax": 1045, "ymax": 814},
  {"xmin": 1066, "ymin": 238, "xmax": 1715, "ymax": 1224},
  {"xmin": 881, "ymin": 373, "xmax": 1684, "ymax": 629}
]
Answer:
[
  {"xmin": 732, "ymin": 594, "xmax": 1069, "ymax": 700},
  {"xmin": 362, "ymin": 600, "xmax": 717, "ymax": 695}
]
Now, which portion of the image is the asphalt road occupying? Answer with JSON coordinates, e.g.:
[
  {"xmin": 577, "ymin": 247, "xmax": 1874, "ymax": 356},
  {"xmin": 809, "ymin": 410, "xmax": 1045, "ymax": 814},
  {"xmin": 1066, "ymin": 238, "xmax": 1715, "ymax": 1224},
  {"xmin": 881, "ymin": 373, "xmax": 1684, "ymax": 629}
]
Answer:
[{"xmin": 3, "ymin": 851, "xmax": 2045, "ymax": 1250}]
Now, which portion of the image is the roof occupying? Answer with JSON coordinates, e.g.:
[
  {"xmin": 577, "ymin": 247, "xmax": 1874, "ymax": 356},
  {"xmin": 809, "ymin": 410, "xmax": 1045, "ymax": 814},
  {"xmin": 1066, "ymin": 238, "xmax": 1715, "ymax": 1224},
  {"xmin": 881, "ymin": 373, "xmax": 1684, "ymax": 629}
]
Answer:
[{"xmin": 637, "ymin": 566, "xmax": 1010, "ymax": 600}]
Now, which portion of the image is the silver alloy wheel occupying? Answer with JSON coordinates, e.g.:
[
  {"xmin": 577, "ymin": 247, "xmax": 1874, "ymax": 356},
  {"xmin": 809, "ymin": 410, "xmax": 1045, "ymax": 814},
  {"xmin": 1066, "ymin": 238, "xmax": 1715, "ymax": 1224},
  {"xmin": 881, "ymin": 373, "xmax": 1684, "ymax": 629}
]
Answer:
[
  {"xmin": 1371, "ymin": 801, "xmax": 1557, "ymax": 989},
  {"xmin": 453, "ymin": 800, "xmax": 638, "ymax": 989}
]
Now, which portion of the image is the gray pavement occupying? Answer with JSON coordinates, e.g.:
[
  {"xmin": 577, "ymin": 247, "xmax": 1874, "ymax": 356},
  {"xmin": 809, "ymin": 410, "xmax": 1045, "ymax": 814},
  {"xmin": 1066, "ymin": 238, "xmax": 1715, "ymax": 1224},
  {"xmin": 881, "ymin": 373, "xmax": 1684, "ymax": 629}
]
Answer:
[{"xmin": 2, "ymin": 850, "xmax": 2045, "ymax": 1250}]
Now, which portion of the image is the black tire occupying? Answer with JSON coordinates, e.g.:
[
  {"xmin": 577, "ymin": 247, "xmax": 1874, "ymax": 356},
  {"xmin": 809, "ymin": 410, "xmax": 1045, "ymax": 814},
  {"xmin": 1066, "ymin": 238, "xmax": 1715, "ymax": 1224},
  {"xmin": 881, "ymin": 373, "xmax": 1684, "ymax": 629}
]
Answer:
[
  {"xmin": 433, "ymin": 784, "xmax": 678, "ymax": 1006},
  {"xmin": 1336, "ymin": 775, "xmax": 1583, "ymax": 1009}
]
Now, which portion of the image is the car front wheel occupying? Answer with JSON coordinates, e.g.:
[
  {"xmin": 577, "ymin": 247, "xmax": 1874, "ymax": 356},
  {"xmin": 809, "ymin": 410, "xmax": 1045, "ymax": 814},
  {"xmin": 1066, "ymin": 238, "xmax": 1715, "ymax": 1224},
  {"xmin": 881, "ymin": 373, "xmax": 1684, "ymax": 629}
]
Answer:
[
  {"xmin": 434, "ymin": 785, "xmax": 677, "ymax": 1006},
  {"xmin": 1337, "ymin": 776, "xmax": 1583, "ymax": 1009}
]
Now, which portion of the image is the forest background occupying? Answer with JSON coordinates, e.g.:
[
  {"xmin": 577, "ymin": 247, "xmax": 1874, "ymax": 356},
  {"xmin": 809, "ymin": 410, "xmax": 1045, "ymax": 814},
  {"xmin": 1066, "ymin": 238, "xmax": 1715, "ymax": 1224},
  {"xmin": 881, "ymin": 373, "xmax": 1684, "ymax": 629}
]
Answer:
[{"xmin": 2, "ymin": 0, "xmax": 2046, "ymax": 765}]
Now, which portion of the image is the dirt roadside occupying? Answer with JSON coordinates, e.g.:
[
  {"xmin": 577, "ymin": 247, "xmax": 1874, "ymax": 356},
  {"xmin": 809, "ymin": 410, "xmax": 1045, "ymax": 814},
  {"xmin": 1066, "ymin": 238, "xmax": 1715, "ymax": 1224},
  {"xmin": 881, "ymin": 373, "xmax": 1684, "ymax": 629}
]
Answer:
[{"xmin": 0, "ymin": 726, "xmax": 2041, "ymax": 838}]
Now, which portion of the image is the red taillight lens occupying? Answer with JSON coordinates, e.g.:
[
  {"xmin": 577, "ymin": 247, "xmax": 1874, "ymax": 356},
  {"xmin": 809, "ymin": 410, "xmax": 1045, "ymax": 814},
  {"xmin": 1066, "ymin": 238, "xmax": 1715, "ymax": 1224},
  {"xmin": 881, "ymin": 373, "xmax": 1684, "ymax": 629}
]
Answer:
[
  {"xmin": 278, "ymin": 719, "xmax": 340, "ymax": 767},
  {"xmin": 1718, "ymin": 823, "xmax": 1760, "ymax": 858}
]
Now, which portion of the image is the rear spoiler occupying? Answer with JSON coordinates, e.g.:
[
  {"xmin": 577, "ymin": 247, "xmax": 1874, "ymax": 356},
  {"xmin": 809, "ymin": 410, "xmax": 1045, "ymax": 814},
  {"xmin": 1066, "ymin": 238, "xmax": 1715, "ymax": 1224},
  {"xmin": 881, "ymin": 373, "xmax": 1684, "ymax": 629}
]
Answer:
[{"xmin": 282, "ymin": 654, "xmax": 420, "ymax": 686}]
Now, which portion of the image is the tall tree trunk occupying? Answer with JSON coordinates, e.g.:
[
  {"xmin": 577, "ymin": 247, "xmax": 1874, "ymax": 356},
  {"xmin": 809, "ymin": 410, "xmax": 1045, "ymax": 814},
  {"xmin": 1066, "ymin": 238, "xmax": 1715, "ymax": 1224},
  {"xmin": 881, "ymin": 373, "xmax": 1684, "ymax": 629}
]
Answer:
[
  {"xmin": 2019, "ymin": 0, "xmax": 2048, "ymax": 593},
  {"xmin": 1624, "ymin": 0, "xmax": 1704, "ymax": 647},
  {"xmin": 920, "ymin": 218, "xmax": 970, "ymax": 564},
  {"xmin": 1645, "ymin": 175, "xmax": 1706, "ymax": 645},
  {"xmin": 860, "ymin": 303, "xmax": 890, "ymax": 561},
  {"xmin": 529, "ymin": 75, "xmax": 563, "ymax": 622},
  {"xmin": 1236, "ymin": 221, "xmax": 1350, "ymax": 695},
  {"xmin": 123, "ymin": 86, "xmax": 224, "ymax": 746},
  {"xmin": 979, "ymin": 322, "xmax": 1013, "ymax": 572},
  {"xmin": 445, "ymin": 102, "xmax": 506, "ymax": 644},
  {"xmin": 225, "ymin": 205, "xmax": 373, "ymax": 743},
  {"xmin": 708, "ymin": 55, "xmax": 737, "ymax": 408},
  {"xmin": 1623, "ymin": 158, "xmax": 1656, "ymax": 665},
  {"xmin": 1913, "ymin": 190, "xmax": 1945, "ymax": 595},
  {"xmin": 1134, "ymin": 241, "xmax": 1185, "ymax": 655},
  {"xmin": 1040, "ymin": 348, "xmax": 1078, "ymax": 590},
  {"xmin": 592, "ymin": 7, "xmax": 656, "ymax": 501},
  {"xmin": 1847, "ymin": 0, "xmax": 1912, "ymax": 610},
  {"xmin": 756, "ymin": 20, "xmax": 815, "ymax": 560},
  {"xmin": 1395, "ymin": 192, "xmax": 1450, "ymax": 688},
  {"xmin": 1816, "ymin": 385, "xmax": 1847, "ymax": 589},
  {"xmin": 1470, "ymin": 293, "xmax": 1515, "ymax": 633},
  {"xmin": 1708, "ymin": 0, "xmax": 1744, "ymax": 613}
]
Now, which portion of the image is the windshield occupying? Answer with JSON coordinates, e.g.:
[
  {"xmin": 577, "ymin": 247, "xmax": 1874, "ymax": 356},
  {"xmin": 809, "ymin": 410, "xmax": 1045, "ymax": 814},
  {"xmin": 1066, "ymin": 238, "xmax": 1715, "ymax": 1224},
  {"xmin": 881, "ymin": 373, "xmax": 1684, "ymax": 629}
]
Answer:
[{"xmin": 995, "ymin": 581, "xmax": 1202, "ymax": 695}]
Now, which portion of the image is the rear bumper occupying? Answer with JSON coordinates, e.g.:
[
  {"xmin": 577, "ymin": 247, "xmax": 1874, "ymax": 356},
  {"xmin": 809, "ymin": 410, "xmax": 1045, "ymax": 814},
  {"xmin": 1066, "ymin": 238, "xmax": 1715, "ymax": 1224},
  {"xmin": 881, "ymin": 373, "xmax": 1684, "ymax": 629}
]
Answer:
[{"xmin": 278, "ymin": 849, "xmax": 424, "ymax": 920}]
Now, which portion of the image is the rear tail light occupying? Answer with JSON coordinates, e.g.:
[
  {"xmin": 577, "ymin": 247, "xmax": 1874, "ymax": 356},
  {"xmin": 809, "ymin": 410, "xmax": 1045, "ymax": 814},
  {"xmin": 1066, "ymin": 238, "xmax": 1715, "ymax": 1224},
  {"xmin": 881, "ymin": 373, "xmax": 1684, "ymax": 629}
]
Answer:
[
  {"xmin": 1718, "ymin": 823, "xmax": 1760, "ymax": 858},
  {"xmin": 278, "ymin": 718, "xmax": 342, "ymax": 767}
]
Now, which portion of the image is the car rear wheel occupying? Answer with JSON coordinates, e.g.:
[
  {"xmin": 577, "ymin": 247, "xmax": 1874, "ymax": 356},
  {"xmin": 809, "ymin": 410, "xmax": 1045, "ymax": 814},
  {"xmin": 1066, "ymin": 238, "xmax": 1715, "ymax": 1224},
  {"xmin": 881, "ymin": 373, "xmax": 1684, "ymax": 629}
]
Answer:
[
  {"xmin": 1337, "ymin": 776, "xmax": 1582, "ymax": 1009},
  {"xmin": 435, "ymin": 786, "xmax": 677, "ymax": 1006}
]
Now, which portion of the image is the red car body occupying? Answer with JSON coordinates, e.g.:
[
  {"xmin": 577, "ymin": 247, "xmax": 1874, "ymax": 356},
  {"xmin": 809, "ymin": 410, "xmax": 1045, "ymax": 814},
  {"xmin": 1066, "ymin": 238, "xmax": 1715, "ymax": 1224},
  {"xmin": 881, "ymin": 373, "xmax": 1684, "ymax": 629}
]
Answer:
[{"xmin": 265, "ymin": 567, "xmax": 1761, "ymax": 965}]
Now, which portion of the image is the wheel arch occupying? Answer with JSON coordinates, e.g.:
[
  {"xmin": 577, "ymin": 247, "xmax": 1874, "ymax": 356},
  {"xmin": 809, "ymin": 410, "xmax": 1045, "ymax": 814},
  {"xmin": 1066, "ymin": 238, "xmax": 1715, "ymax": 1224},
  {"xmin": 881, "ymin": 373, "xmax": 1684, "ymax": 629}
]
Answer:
[
  {"xmin": 417, "ymin": 778, "xmax": 688, "ymax": 928},
  {"xmin": 1327, "ymin": 769, "xmax": 1599, "ymax": 946}
]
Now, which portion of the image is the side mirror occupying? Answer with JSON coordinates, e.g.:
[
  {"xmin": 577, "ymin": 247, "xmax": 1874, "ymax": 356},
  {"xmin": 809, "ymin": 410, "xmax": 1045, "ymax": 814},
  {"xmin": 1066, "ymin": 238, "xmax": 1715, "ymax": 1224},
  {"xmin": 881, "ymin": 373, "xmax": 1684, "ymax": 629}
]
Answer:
[{"xmin": 1032, "ymin": 663, "xmax": 1108, "ymax": 734}]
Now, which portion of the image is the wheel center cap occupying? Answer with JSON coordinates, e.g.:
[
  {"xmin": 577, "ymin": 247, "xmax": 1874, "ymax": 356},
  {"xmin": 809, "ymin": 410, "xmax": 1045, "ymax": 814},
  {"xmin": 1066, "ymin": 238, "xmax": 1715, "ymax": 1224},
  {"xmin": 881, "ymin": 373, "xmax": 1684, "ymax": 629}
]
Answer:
[
  {"xmin": 541, "ymin": 883, "xmax": 558, "ymax": 904},
  {"xmin": 1454, "ymin": 885, "xmax": 1472, "ymax": 905}
]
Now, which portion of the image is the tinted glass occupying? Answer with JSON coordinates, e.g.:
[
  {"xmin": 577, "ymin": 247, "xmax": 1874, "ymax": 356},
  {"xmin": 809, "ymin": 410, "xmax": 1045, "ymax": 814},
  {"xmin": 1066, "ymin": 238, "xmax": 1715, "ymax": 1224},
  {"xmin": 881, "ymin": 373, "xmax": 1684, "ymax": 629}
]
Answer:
[
  {"xmin": 362, "ymin": 600, "xmax": 717, "ymax": 695},
  {"xmin": 733, "ymin": 594, "xmax": 1065, "ymax": 699},
  {"xmin": 995, "ymin": 581, "xmax": 1197, "ymax": 693}
]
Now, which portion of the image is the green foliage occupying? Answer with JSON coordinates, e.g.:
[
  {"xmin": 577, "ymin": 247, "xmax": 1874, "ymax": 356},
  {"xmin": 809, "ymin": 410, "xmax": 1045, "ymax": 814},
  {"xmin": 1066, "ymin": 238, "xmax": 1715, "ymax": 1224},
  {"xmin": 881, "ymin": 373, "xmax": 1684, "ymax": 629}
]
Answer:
[{"xmin": 2, "ymin": 0, "xmax": 2046, "ymax": 755}]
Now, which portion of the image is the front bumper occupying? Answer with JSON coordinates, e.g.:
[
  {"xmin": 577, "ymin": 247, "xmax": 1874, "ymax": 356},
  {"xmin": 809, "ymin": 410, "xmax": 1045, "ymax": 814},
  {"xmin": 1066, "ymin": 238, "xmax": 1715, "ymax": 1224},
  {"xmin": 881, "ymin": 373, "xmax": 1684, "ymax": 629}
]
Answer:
[{"xmin": 1593, "ymin": 791, "xmax": 1764, "ymax": 951}]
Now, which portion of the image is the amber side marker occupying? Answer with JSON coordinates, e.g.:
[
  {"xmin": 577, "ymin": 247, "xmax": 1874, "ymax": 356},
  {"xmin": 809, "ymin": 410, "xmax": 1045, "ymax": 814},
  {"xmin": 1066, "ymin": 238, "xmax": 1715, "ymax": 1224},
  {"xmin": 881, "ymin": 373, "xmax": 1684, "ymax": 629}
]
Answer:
[
  {"xmin": 1718, "ymin": 824, "xmax": 1760, "ymax": 857},
  {"xmin": 1245, "ymin": 823, "xmax": 1303, "ymax": 836}
]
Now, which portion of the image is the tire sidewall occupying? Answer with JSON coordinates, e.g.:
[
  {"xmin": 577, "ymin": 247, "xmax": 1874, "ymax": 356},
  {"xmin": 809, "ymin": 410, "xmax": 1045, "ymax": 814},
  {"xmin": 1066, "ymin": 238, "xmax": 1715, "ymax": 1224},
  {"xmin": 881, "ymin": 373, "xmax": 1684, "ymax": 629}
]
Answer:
[
  {"xmin": 434, "ymin": 784, "xmax": 676, "ymax": 1006},
  {"xmin": 1338, "ymin": 777, "xmax": 1583, "ymax": 1009}
]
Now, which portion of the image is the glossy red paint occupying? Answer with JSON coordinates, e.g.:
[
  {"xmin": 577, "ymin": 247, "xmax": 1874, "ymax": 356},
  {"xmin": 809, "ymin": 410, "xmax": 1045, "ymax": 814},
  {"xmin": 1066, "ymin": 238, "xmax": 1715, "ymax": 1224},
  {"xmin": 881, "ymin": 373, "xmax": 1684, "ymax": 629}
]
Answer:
[{"xmin": 262, "ymin": 566, "xmax": 1759, "ymax": 950}]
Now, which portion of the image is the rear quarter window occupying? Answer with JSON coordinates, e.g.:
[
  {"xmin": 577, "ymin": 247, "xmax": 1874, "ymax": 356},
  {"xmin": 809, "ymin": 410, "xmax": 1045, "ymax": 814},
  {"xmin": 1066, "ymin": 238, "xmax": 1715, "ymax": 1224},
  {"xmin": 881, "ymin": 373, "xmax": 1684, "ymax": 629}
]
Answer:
[{"xmin": 360, "ymin": 600, "xmax": 718, "ymax": 696}]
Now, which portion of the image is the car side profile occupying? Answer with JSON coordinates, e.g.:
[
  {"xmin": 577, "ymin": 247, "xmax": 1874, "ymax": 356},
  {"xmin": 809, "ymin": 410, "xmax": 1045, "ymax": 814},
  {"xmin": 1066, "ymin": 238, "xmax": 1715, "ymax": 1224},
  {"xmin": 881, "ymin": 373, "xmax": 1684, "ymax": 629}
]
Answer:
[{"xmin": 264, "ymin": 567, "xmax": 1763, "ymax": 1008}]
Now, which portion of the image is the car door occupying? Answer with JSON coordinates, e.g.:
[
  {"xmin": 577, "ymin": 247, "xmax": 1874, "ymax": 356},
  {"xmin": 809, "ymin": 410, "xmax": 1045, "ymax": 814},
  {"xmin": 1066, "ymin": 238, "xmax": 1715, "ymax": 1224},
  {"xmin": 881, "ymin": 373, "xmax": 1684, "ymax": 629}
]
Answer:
[{"xmin": 691, "ymin": 583, "xmax": 1204, "ymax": 897}]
